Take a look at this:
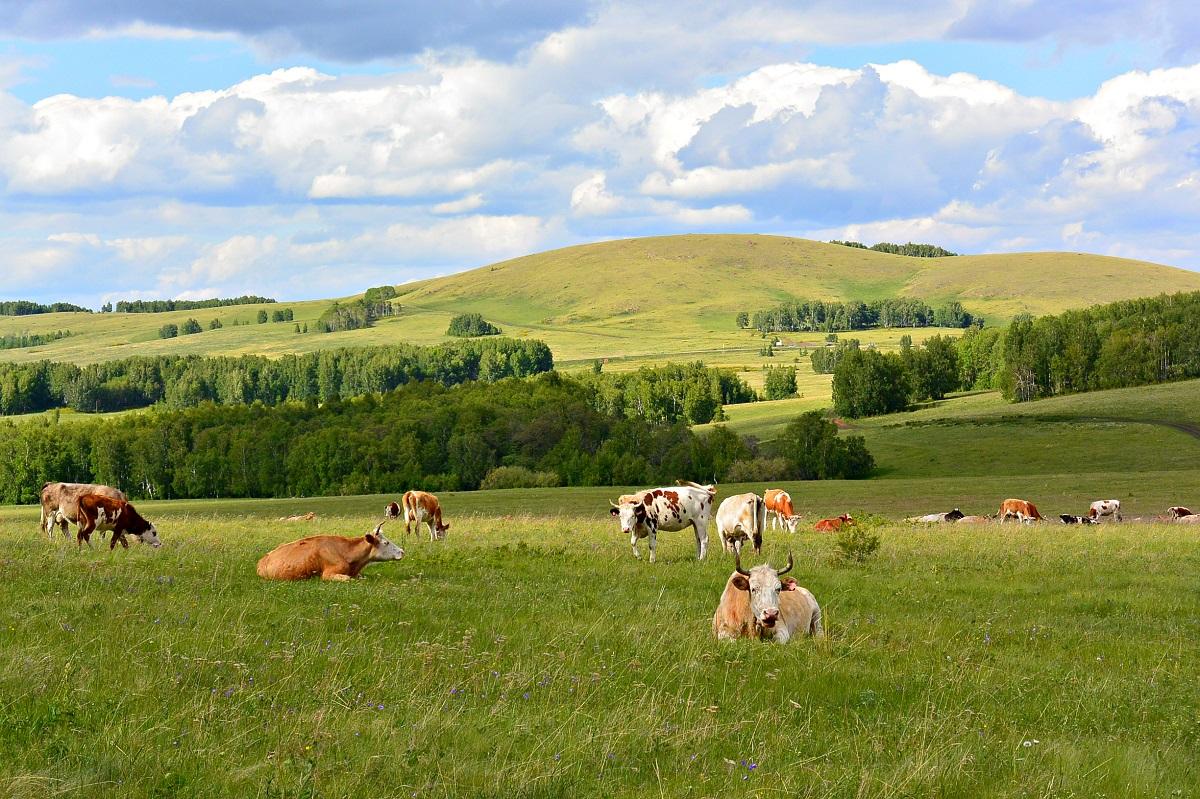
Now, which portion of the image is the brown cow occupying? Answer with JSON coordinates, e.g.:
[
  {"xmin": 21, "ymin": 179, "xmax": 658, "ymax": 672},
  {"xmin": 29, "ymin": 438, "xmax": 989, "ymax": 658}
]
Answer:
[
  {"xmin": 75, "ymin": 494, "xmax": 161, "ymax": 550},
  {"xmin": 256, "ymin": 523, "xmax": 405, "ymax": 581},
  {"xmin": 814, "ymin": 514, "xmax": 854, "ymax": 532},
  {"xmin": 278, "ymin": 512, "xmax": 317, "ymax": 522},
  {"xmin": 41, "ymin": 482, "xmax": 126, "ymax": 538},
  {"xmin": 998, "ymin": 498, "xmax": 1043, "ymax": 523},
  {"xmin": 402, "ymin": 491, "xmax": 450, "ymax": 541},
  {"xmin": 712, "ymin": 552, "xmax": 822, "ymax": 643},
  {"xmin": 764, "ymin": 488, "xmax": 799, "ymax": 532},
  {"xmin": 956, "ymin": 515, "xmax": 994, "ymax": 524}
]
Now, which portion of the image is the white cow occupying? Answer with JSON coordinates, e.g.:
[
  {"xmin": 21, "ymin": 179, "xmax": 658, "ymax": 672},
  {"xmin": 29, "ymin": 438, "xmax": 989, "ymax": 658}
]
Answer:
[
  {"xmin": 716, "ymin": 492, "xmax": 767, "ymax": 556},
  {"xmin": 1088, "ymin": 499, "xmax": 1122, "ymax": 522},
  {"xmin": 609, "ymin": 483, "xmax": 716, "ymax": 563}
]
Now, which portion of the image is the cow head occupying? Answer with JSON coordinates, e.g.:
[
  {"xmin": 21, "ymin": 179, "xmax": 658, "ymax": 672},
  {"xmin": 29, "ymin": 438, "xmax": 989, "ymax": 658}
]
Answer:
[
  {"xmin": 365, "ymin": 523, "xmax": 405, "ymax": 561},
  {"xmin": 384, "ymin": 502, "xmax": 401, "ymax": 519},
  {"xmin": 610, "ymin": 499, "xmax": 649, "ymax": 535},
  {"xmin": 132, "ymin": 521, "xmax": 162, "ymax": 548},
  {"xmin": 434, "ymin": 520, "xmax": 450, "ymax": 540},
  {"xmin": 840, "ymin": 514, "xmax": 855, "ymax": 525},
  {"xmin": 782, "ymin": 514, "xmax": 801, "ymax": 533},
  {"xmin": 731, "ymin": 551, "xmax": 795, "ymax": 634},
  {"xmin": 945, "ymin": 508, "xmax": 964, "ymax": 521}
]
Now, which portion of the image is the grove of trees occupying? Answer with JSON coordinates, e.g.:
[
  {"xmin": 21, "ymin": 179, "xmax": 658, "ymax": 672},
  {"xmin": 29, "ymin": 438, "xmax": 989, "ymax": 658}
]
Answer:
[
  {"xmin": 751, "ymin": 298, "xmax": 976, "ymax": 334},
  {"xmin": 112, "ymin": 296, "xmax": 275, "ymax": 313},
  {"xmin": 0, "ymin": 301, "xmax": 90, "ymax": 315},
  {"xmin": 829, "ymin": 240, "xmax": 958, "ymax": 257},
  {"xmin": 0, "ymin": 330, "xmax": 72, "ymax": 350},
  {"xmin": 576, "ymin": 362, "xmax": 756, "ymax": 425},
  {"xmin": 447, "ymin": 313, "xmax": 502, "ymax": 337}
]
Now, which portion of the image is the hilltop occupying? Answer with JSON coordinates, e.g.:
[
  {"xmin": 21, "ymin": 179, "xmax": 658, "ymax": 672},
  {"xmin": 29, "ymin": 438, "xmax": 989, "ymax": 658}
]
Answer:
[{"xmin": 4, "ymin": 234, "xmax": 1200, "ymax": 369}]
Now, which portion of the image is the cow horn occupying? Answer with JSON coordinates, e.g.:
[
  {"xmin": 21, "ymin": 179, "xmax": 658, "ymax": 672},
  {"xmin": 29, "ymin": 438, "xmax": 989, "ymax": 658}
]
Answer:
[
  {"xmin": 373, "ymin": 522, "xmax": 385, "ymax": 535},
  {"xmin": 734, "ymin": 551, "xmax": 751, "ymax": 577},
  {"xmin": 776, "ymin": 552, "xmax": 794, "ymax": 576},
  {"xmin": 610, "ymin": 500, "xmax": 620, "ymax": 508}
]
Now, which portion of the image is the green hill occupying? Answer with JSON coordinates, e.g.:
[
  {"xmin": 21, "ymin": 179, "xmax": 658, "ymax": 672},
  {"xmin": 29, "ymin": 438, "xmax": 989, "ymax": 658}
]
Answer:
[{"xmin": 4, "ymin": 235, "xmax": 1200, "ymax": 369}]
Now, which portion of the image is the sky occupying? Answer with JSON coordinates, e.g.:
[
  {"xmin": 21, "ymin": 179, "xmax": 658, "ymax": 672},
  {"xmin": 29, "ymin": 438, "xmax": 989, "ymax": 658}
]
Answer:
[{"xmin": 2, "ymin": 0, "xmax": 1200, "ymax": 306}]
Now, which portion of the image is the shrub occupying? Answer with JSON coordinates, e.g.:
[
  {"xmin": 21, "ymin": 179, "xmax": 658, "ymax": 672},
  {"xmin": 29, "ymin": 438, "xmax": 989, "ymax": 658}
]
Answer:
[
  {"xmin": 834, "ymin": 525, "xmax": 881, "ymax": 564},
  {"xmin": 724, "ymin": 457, "xmax": 789, "ymax": 483},
  {"xmin": 763, "ymin": 366, "xmax": 797, "ymax": 400},
  {"xmin": 479, "ymin": 466, "xmax": 562, "ymax": 490},
  {"xmin": 256, "ymin": 310, "xmax": 268, "ymax": 324},
  {"xmin": 208, "ymin": 318, "xmax": 223, "ymax": 330},
  {"xmin": 158, "ymin": 323, "xmax": 178, "ymax": 339},
  {"xmin": 447, "ymin": 313, "xmax": 502, "ymax": 337},
  {"xmin": 180, "ymin": 318, "xmax": 202, "ymax": 335},
  {"xmin": 773, "ymin": 411, "xmax": 875, "ymax": 479}
]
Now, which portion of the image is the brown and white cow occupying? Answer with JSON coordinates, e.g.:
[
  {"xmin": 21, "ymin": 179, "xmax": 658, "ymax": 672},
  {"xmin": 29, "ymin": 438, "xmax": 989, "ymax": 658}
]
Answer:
[
  {"xmin": 40, "ymin": 481, "xmax": 126, "ymax": 538},
  {"xmin": 1167, "ymin": 506, "xmax": 1194, "ymax": 519},
  {"xmin": 398, "ymin": 491, "xmax": 450, "ymax": 541},
  {"xmin": 712, "ymin": 552, "xmax": 822, "ymax": 643},
  {"xmin": 609, "ymin": 483, "xmax": 716, "ymax": 562},
  {"xmin": 764, "ymin": 488, "xmax": 800, "ymax": 532},
  {"xmin": 75, "ymin": 494, "xmax": 161, "ymax": 550},
  {"xmin": 256, "ymin": 523, "xmax": 404, "ymax": 581},
  {"xmin": 1088, "ymin": 499, "xmax": 1122, "ymax": 522},
  {"xmin": 814, "ymin": 514, "xmax": 854, "ymax": 533},
  {"xmin": 278, "ymin": 512, "xmax": 317, "ymax": 522},
  {"xmin": 716, "ymin": 492, "xmax": 767, "ymax": 556},
  {"xmin": 906, "ymin": 508, "xmax": 965, "ymax": 523},
  {"xmin": 998, "ymin": 498, "xmax": 1043, "ymax": 523}
]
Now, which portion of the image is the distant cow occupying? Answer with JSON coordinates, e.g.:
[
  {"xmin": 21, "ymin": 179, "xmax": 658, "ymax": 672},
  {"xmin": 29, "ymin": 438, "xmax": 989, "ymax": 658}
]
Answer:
[
  {"xmin": 716, "ymin": 493, "xmax": 767, "ymax": 556},
  {"xmin": 956, "ymin": 515, "xmax": 993, "ymax": 524},
  {"xmin": 764, "ymin": 489, "xmax": 800, "ymax": 532},
  {"xmin": 712, "ymin": 552, "xmax": 822, "ymax": 643},
  {"xmin": 399, "ymin": 491, "xmax": 450, "ymax": 541},
  {"xmin": 906, "ymin": 508, "xmax": 965, "ymax": 523},
  {"xmin": 257, "ymin": 523, "xmax": 404, "ymax": 581},
  {"xmin": 1088, "ymin": 499, "xmax": 1122, "ymax": 522},
  {"xmin": 1175, "ymin": 514, "xmax": 1200, "ymax": 524},
  {"xmin": 814, "ymin": 514, "xmax": 853, "ymax": 533},
  {"xmin": 40, "ymin": 482, "xmax": 126, "ymax": 538},
  {"xmin": 1167, "ymin": 506, "xmax": 1194, "ymax": 519},
  {"xmin": 1060, "ymin": 514, "xmax": 1098, "ymax": 525},
  {"xmin": 278, "ymin": 512, "xmax": 316, "ymax": 522},
  {"xmin": 998, "ymin": 498, "xmax": 1043, "ymax": 523},
  {"xmin": 609, "ymin": 483, "xmax": 716, "ymax": 562},
  {"xmin": 75, "ymin": 495, "xmax": 161, "ymax": 550}
]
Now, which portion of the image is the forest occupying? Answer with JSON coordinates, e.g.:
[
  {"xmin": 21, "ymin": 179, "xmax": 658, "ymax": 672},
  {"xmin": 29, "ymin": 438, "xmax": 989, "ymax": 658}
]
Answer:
[
  {"xmin": 576, "ymin": 362, "xmax": 756, "ymax": 424},
  {"xmin": 0, "ymin": 301, "xmax": 90, "ymax": 316},
  {"xmin": 107, "ymin": 296, "xmax": 275, "ymax": 313},
  {"xmin": 749, "ymin": 298, "xmax": 976, "ymax": 333},
  {"xmin": 828, "ymin": 240, "xmax": 958, "ymax": 257}
]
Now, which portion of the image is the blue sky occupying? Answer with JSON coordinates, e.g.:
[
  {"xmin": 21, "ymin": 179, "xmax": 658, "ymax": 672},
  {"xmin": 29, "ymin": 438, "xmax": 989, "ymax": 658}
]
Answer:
[{"xmin": 1, "ymin": 0, "xmax": 1199, "ymax": 305}]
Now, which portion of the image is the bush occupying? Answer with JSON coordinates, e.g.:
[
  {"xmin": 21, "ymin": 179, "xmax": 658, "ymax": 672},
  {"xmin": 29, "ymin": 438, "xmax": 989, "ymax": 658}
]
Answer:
[
  {"xmin": 256, "ymin": 310, "xmax": 268, "ymax": 324},
  {"xmin": 834, "ymin": 525, "xmax": 881, "ymax": 564},
  {"xmin": 763, "ymin": 366, "xmax": 797, "ymax": 400},
  {"xmin": 181, "ymin": 318, "xmax": 202, "ymax": 335},
  {"xmin": 158, "ymin": 323, "xmax": 178, "ymax": 339},
  {"xmin": 479, "ymin": 466, "xmax": 562, "ymax": 490},
  {"xmin": 773, "ymin": 411, "xmax": 875, "ymax": 479},
  {"xmin": 271, "ymin": 308, "xmax": 294, "ymax": 322},
  {"xmin": 208, "ymin": 318, "xmax": 223, "ymax": 330},
  {"xmin": 724, "ymin": 457, "xmax": 790, "ymax": 483},
  {"xmin": 447, "ymin": 313, "xmax": 502, "ymax": 337}
]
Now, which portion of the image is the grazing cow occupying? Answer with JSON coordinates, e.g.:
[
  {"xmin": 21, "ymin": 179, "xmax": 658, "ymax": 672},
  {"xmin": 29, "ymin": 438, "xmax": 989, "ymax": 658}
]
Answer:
[
  {"xmin": 716, "ymin": 493, "xmax": 767, "ymax": 556},
  {"xmin": 712, "ymin": 552, "xmax": 822, "ymax": 643},
  {"xmin": 75, "ymin": 495, "xmax": 161, "ymax": 550},
  {"xmin": 278, "ymin": 512, "xmax": 316, "ymax": 522},
  {"xmin": 256, "ymin": 523, "xmax": 404, "ymax": 581},
  {"xmin": 764, "ymin": 489, "xmax": 800, "ymax": 532},
  {"xmin": 906, "ymin": 508, "xmax": 965, "ymax": 523},
  {"xmin": 998, "ymin": 498, "xmax": 1043, "ymax": 523},
  {"xmin": 814, "ymin": 514, "xmax": 854, "ymax": 533},
  {"xmin": 1060, "ymin": 514, "xmax": 1098, "ymax": 525},
  {"xmin": 609, "ymin": 483, "xmax": 716, "ymax": 562},
  {"xmin": 1167, "ymin": 506, "xmax": 1194, "ymax": 519},
  {"xmin": 1088, "ymin": 499, "xmax": 1122, "ymax": 522},
  {"xmin": 400, "ymin": 491, "xmax": 450, "ymax": 541},
  {"xmin": 956, "ymin": 515, "xmax": 993, "ymax": 524},
  {"xmin": 40, "ymin": 482, "xmax": 127, "ymax": 538}
]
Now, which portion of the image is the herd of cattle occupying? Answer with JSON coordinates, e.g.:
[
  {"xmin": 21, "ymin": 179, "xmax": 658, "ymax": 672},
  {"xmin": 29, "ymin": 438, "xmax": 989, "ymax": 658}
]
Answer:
[{"xmin": 33, "ymin": 480, "xmax": 1200, "ymax": 644}]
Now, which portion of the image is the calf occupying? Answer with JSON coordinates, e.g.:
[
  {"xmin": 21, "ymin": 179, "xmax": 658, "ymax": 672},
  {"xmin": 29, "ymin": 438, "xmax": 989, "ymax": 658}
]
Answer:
[
  {"xmin": 256, "ymin": 523, "xmax": 405, "ymax": 581},
  {"xmin": 1088, "ymin": 499, "xmax": 1122, "ymax": 522},
  {"xmin": 814, "ymin": 514, "xmax": 853, "ymax": 533},
  {"xmin": 1060, "ymin": 514, "xmax": 1098, "ymax": 525},
  {"xmin": 712, "ymin": 552, "xmax": 822, "ymax": 643},
  {"xmin": 40, "ymin": 481, "xmax": 126, "ymax": 538},
  {"xmin": 764, "ymin": 488, "xmax": 800, "ymax": 532},
  {"xmin": 609, "ymin": 483, "xmax": 716, "ymax": 562},
  {"xmin": 75, "ymin": 495, "xmax": 161, "ymax": 550},
  {"xmin": 401, "ymin": 491, "xmax": 450, "ymax": 541},
  {"xmin": 998, "ymin": 498, "xmax": 1043, "ymax": 523},
  {"xmin": 716, "ymin": 492, "xmax": 767, "ymax": 556}
]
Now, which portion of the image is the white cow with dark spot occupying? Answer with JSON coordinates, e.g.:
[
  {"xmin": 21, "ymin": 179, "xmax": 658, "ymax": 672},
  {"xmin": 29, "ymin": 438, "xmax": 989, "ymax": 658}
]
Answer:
[
  {"xmin": 1088, "ymin": 499, "xmax": 1122, "ymax": 522},
  {"xmin": 609, "ymin": 483, "xmax": 716, "ymax": 563},
  {"xmin": 716, "ymin": 492, "xmax": 767, "ymax": 556}
]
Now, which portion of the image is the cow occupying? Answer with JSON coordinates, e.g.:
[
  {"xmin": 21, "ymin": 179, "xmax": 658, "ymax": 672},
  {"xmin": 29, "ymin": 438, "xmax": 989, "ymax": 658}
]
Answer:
[
  {"xmin": 256, "ymin": 523, "xmax": 404, "ymax": 581},
  {"xmin": 906, "ymin": 508, "xmax": 965, "ymax": 523},
  {"xmin": 278, "ymin": 512, "xmax": 316, "ymax": 522},
  {"xmin": 1167, "ymin": 506, "xmax": 1194, "ymax": 519},
  {"xmin": 1060, "ymin": 514, "xmax": 1098, "ymax": 525},
  {"xmin": 74, "ymin": 495, "xmax": 161, "ymax": 550},
  {"xmin": 40, "ymin": 481, "xmax": 127, "ymax": 538},
  {"xmin": 956, "ymin": 515, "xmax": 993, "ymax": 524},
  {"xmin": 399, "ymin": 491, "xmax": 450, "ymax": 541},
  {"xmin": 814, "ymin": 514, "xmax": 853, "ymax": 533},
  {"xmin": 1175, "ymin": 514, "xmax": 1200, "ymax": 524},
  {"xmin": 998, "ymin": 498, "xmax": 1043, "ymax": 523},
  {"xmin": 716, "ymin": 493, "xmax": 767, "ymax": 556},
  {"xmin": 1088, "ymin": 499, "xmax": 1122, "ymax": 522},
  {"xmin": 712, "ymin": 552, "xmax": 822, "ymax": 643},
  {"xmin": 764, "ymin": 488, "xmax": 800, "ymax": 532},
  {"xmin": 609, "ymin": 483, "xmax": 716, "ymax": 562}
]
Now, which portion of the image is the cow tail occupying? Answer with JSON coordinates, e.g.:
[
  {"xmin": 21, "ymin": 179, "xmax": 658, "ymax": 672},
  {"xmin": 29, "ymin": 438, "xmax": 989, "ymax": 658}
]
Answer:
[
  {"xmin": 810, "ymin": 602, "xmax": 824, "ymax": 638},
  {"xmin": 756, "ymin": 495, "xmax": 767, "ymax": 538}
]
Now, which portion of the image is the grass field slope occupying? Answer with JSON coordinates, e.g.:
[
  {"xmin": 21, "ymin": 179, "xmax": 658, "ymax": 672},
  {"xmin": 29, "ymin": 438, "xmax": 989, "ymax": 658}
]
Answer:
[{"xmin": 4, "ymin": 235, "xmax": 1200, "ymax": 370}]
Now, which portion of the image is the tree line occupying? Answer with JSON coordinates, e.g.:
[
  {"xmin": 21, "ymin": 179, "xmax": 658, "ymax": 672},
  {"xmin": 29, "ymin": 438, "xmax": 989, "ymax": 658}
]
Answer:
[
  {"xmin": 0, "ymin": 339, "xmax": 553, "ymax": 415},
  {"xmin": 0, "ymin": 330, "xmax": 72, "ymax": 350},
  {"xmin": 829, "ymin": 240, "xmax": 958, "ymax": 257},
  {"xmin": 106, "ymin": 296, "xmax": 276, "ymax": 313},
  {"xmin": 747, "ymin": 298, "xmax": 976, "ymax": 333},
  {"xmin": 575, "ymin": 362, "xmax": 757, "ymax": 425},
  {"xmin": 0, "ymin": 301, "xmax": 90, "ymax": 316}
]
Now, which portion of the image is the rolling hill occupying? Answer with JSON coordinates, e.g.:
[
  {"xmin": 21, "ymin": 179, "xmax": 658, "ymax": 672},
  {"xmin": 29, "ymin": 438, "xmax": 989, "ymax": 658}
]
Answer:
[{"xmin": 4, "ymin": 235, "xmax": 1200, "ymax": 371}]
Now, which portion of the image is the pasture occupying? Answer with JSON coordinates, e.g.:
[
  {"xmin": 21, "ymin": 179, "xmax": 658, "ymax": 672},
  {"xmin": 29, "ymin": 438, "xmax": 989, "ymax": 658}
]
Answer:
[{"xmin": 2, "ymin": 481, "xmax": 1199, "ymax": 798}]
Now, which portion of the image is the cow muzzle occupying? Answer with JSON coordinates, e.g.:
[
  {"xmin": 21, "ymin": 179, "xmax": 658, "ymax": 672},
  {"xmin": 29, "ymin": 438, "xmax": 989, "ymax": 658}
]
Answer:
[{"xmin": 759, "ymin": 609, "xmax": 779, "ymax": 628}]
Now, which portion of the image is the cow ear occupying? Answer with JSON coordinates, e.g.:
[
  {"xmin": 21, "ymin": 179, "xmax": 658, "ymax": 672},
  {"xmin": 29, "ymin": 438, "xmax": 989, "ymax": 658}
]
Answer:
[
  {"xmin": 781, "ymin": 577, "xmax": 798, "ymax": 591},
  {"xmin": 731, "ymin": 575, "xmax": 750, "ymax": 591},
  {"xmin": 609, "ymin": 507, "xmax": 620, "ymax": 517},
  {"xmin": 365, "ymin": 533, "xmax": 379, "ymax": 546}
]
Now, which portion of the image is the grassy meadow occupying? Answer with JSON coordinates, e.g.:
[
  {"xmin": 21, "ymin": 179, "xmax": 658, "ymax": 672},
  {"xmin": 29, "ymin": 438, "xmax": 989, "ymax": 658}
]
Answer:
[{"xmin": 2, "ymin": 487, "xmax": 1199, "ymax": 798}]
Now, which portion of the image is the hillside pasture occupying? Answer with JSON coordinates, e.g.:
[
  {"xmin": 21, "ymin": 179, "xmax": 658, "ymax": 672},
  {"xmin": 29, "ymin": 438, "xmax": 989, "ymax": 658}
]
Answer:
[{"xmin": 1, "ymin": 489, "xmax": 1198, "ymax": 798}]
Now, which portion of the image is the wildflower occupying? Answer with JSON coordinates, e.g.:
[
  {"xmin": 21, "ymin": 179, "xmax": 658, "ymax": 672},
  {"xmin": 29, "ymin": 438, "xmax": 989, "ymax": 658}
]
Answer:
[{"xmin": 522, "ymin": 692, "xmax": 530, "ymax": 700}]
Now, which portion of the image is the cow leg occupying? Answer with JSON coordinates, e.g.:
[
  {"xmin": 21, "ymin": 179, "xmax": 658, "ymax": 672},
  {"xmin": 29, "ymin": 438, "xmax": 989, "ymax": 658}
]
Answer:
[
  {"xmin": 693, "ymin": 520, "xmax": 707, "ymax": 560},
  {"xmin": 648, "ymin": 529, "xmax": 657, "ymax": 564},
  {"xmin": 322, "ymin": 571, "xmax": 353, "ymax": 582},
  {"xmin": 630, "ymin": 531, "xmax": 641, "ymax": 560}
]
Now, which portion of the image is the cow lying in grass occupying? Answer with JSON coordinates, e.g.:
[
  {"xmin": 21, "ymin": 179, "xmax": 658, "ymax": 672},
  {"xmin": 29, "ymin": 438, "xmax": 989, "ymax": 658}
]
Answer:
[
  {"xmin": 712, "ymin": 552, "xmax": 822, "ymax": 643},
  {"xmin": 955, "ymin": 515, "xmax": 994, "ymax": 524},
  {"xmin": 905, "ymin": 508, "xmax": 965, "ymax": 523},
  {"xmin": 257, "ymin": 523, "xmax": 404, "ymax": 581},
  {"xmin": 1060, "ymin": 514, "xmax": 1098, "ymax": 525},
  {"xmin": 814, "ymin": 514, "xmax": 853, "ymax": 532}
]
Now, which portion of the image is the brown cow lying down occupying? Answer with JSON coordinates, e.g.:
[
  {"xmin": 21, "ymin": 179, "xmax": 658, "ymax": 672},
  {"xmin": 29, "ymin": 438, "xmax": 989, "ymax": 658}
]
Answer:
[
  {"xmin": 278, "ymin": 512, "xmax": 317, "ymax": 522},
  {"xmin": 814, "ymin": 514, "xmax": 853, "ymax": 532},
  {"xmin": 76, "ymin": 495, "xmax": 161, "ymax": 550},
  {"xmin": 712, "ymin": 552, "xmax": 822, "ymax": 643},
  {"xmin": 256, "ymin": 523, "xmax": 405, "ymax": 581},
  {"xmin": 956, "ymin": 515, "xmax": 994, "ymax": 524},
  {"xmin": 41, "ymin": 481, "xmax": 126, "ymax": 538}
]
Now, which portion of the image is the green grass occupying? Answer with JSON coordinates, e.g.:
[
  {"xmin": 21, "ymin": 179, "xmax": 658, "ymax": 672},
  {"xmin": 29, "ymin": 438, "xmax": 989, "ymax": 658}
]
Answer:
[{"xmin": 2, "ymin": 485, "xmax": 1199, "ymax": 797}]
